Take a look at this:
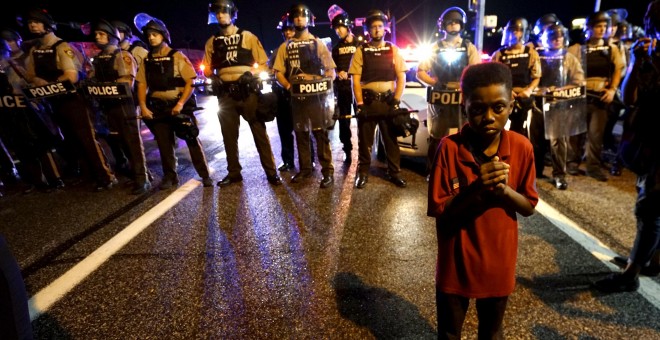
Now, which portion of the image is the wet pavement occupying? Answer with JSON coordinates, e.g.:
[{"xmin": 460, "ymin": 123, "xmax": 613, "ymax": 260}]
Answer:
[{"xmin": 1, "ymin": 94, "xmax": 659, "ymax": 339}]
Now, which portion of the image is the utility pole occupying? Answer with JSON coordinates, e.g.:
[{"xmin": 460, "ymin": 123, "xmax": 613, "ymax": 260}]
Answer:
[{"xmin": 469, "ymin": 0, "xmax": 486, "ymax": 52}]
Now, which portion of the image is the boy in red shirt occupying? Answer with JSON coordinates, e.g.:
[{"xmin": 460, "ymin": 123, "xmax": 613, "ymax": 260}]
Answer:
[{"xmin": 428, "ymin": 62, "xmax": 539, "ymax": 339}]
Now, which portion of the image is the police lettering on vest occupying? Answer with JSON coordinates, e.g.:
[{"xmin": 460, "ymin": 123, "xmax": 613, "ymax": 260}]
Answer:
[{"xmin": 0, "ymin": 95, "xmax": 28, "ymax": 108}]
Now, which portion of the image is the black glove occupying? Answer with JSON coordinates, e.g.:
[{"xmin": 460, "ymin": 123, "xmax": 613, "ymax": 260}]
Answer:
[
  {"xmin": 356, "ymin": 104, "xmax": 366, "ymax": 117},
  {"xmin": 389, "ymin": 98, "xmax": 400, "ymax": 111}
]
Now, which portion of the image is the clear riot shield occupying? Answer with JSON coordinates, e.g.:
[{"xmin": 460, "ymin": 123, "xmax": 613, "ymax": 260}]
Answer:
[
  {"xmin": 426, "ymin": 86, "xmax": 464, "ymax": 139},
  {"xmin": 80, "ymin": 81, "xmax": 137, "ymax": 118},
  {"xmin": 290, "ymin": 76, "xmax": 335, "ymax": 132},
  {"xmin": 538, "ymin": 50, "xmax": 587, "ymax": 140}
]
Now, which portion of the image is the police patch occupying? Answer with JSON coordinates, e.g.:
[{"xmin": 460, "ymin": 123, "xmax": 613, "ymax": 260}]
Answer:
[
  {"xmin": 64, "ymin": 49, "xmax": 75, "ymax": 59},
  {"xmin": 123, "ymin": 55, "xmax": 133, "ymax": 66}
]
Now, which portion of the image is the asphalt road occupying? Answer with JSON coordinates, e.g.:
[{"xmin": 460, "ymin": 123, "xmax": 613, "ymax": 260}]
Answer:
[{"xmin": 1, "ymin": 94, "xmax": 659, "ymax": 339}]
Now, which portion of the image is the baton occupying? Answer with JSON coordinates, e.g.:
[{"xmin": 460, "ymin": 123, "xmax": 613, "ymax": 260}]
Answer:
[
  {"xmin": 334, "ymin": 109, "xmax": 419, "ymax": 120},
  {"xmin": 133, "ymin": 106, "xmax": 205, "ymax": 119}
]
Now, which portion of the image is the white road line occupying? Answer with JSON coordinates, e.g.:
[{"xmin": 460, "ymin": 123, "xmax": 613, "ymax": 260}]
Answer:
[
  {"xmin": 28, "ymin": 179, "xmax": 201, "ymax": 321},
  {"xmin": 536, "ymin": 199, "xmax": 660, "ymax": 310}
]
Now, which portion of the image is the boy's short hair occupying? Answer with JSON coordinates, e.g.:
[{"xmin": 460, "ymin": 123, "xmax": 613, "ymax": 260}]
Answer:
[{"xmin": 460, "ymin": 62, "xmax": 513, "ymax": 99}]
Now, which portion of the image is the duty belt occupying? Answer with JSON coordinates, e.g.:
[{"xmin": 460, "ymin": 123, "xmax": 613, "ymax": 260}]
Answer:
[
  {"xmin": 218, "ymin": 81, "xmax": 247, "ymax": 100},
  {"xmin": 219, "ymin": 81, "xmax": 241, "ymax": 93},
  {"xmin": 362, "ymin": 89, "xmax": 392, "ymax": 105}
]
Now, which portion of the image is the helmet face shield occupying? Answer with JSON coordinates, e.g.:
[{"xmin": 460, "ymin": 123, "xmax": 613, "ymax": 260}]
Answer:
[
  {"xmin": 287, "ymin": 4, "xmax": 315, "ymax": 27},
  {"xmin": 502, "ymin": 18, "xmax": 529, "ymax": 46},
  {"xmin": 541, "ymin": 24, "xmax": 568, "ymax": 49},
  {"xmin": 437, "ymin": 7, "xmax": 466, "ymax": 37},
  {"xmin": 135, "ymin": 14, "xmax": 171, "ymax": 45},
  {"xmin": 209, "ymin": 0, "xmax": 237, "ymax": 25}
]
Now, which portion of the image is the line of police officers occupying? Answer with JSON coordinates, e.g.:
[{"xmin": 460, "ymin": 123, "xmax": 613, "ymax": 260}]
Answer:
[{"xmin": 0, "ymin": 3, "xmax": 635, "ymax": 196}]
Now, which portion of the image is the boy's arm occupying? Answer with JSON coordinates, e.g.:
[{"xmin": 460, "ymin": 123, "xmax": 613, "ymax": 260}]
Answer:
[{"xmin": 487, "ymin": 156, "xmax": 536, "ymax": 217}]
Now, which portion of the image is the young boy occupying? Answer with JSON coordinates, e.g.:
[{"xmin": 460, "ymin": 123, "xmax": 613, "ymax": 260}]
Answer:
[{"xmin": 427, "ymin": 62, "xmax": 538, "ymax": 339}]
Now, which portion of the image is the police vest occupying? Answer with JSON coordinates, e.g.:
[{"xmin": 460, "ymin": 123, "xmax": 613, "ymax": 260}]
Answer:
[
  {"xmin": 285, "ymin": 38, "xmax": 324, "ymax": 78},
  {"xmin": 539, "ymin": 49, "xmax": 566, "ymax": 88},
  {"xmin": 498, "ymin": 45, "xmax": 532, "ymax": 87},
  {"xmin": 432, "ymin": 39, "xmax": 469, "ymax": 84},
  {"xmin": 332, "ymin": 39, "xmax": 358, "ymax": 72},
  {"xmin": 144, "ymin": 49, "xmax": 186, "ymax": 91},
  {"xmin": 92, "ymin": 49, "xmax": 120, "ymax": 82},
  {"xmin": 361, "ymin": 42, "xmax": 396, "ymax": 83},
  {"xmin": 585, "ymin": 42, "xmax": 613, "ymax": 79},
  {"xmin": 211, "ymin": 29, "xmax": 254, "ymax": 69},
  {"xmin": 32, "ymin": 40, "xmax": 67, "ymax": 82}
]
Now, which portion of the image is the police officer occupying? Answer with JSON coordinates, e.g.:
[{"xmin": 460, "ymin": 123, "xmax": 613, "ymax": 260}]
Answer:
[
  {"xmin": 330, "ymin": 6, "xmax": 358, "ymax": 163},
  {"xmin": 0, "ymin": 33, "xmax": 64, "ymax": 193},
  {"xmin": 272, "ymin": 3, "xmax": 337, "ymax": 188},
  {"xmin": 23, "ymin": 8, "xmax": 117, "ymax": 191},
  {"xmin": 594, "ymin": 0, "xmax": 660, "ymax": 292},
  {"xmin": 112, "ymin": 20, "xmax": 149, "ymax": 69},
  {"xmin": 531, "ymin": 13, "xmax": 562, "ymax": 48},
  {"xmin": 203, "ymin": 0, "xmax": 281, "ymax": 186},
  {"xmin": 567, "ymin": 11, "xmax": 625, "ymax": 182},
  {"xmin": 349, "ymin": 9, "xmax": 408, "ymax": 189},
  {"xmin": 534, "ymin": 23, "xmax": 586, "ymax": 190},
  {"xmin": 135, "ymin": 15, "xmax": 213, "ymax": 189},
  {"xmin": 269, "ymin": 14, "xmax": 297, "ymax": 172},
  {"xmin": 417, "ymin": 6, "xmax": 480, "ymax": 176},
  {"xmin": 603, "ymin": 8, "xmax": 629, "ymax": 176},
  {"xmin": 490, "ymin": 17, "xmax": 542, "ymax": 137},
  {"xmin": 89, "ymin": 20, "xmax": 151, "ymax": 194}
]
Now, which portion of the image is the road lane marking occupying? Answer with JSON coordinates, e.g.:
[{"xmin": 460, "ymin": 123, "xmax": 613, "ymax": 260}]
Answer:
[
  {"xmin": 28, "ymin": 179, "xmax": 201, "ymax": 321},
  {"xmin": 536, "ymin": 199, "xmax": 660, "ymax": 310}
]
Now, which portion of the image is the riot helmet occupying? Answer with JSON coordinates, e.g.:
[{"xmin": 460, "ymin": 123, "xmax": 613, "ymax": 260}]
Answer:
[
  {"xmin": 541, "ymin": 23, "xmax": 569, "ymax": 49},
  {"xmin": 277, "ymin": 14, "xmax": 291, "ymax": 30},
  {"xmin": 111, "ymin": 20, "xmax": 133, "ymax": 40},
  {"xmin": 606, "ymin": 8, "xmax": 627, "ymax": 27},
  {"xmin": 437, "ymin": 7, "xmax": 466, "ymax": 36},
  {"xmin": 331, "ymin": 12, "xmax": 353, "ymax": 29},
  {"xmin": 585, "ymin": 11, "xmax": 611, "ymax": 29},
  {"xmin": 23, "ymin": 8, "xmax": 57, "ymax": 32},
  {"xmin": 135, "ymin": 13, "xmax": 171, "ymax": 45},
  {"xmin": 92, "ymin": 19, "xmax": 121, "ymax": 45},
  {"xmin": 533, "ymin": 13, "xmax": 561, "ymax": 37},
  {"xmin": 502, "ymin": 17, "xmax": 529, "ymax": 46},
  {"xmin": 208, "ymin": 0, "xmax": 238, "ymax": 27},
  {"xmin": 287, "ymin": 4, "xmax": 315, "ymax": 29},
  {"xmin": 616, "ymin": 21, "xmax": 633, "ymax": 41},
  {"xmin": 0, "ymin": 29, "xmax": 22, "ymax": 46},
  {"xmin": 365, "ymin": 9, "xmax": 388, "ymax": 29}
]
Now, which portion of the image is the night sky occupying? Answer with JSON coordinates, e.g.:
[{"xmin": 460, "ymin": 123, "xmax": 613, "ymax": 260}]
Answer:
[{"xmin": 3, "ymin": 0, "xmax": 647, "ymax": 53}]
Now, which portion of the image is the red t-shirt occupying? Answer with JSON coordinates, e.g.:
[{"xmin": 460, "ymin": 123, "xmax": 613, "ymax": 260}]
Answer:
[{"xmin": 427, "ymin": 126, "xmax": 539, "ymax": 298}]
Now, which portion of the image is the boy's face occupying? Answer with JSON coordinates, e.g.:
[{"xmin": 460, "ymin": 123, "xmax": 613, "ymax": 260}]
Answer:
[{"xmin": 464, "ymin": 84, "xmax": 513, "ymax": 138}]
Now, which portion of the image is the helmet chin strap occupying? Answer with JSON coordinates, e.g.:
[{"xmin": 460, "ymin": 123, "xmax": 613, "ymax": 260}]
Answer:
[{"xmin": 294, "ymin": 25, "xmax": 306, "ymax": 32}]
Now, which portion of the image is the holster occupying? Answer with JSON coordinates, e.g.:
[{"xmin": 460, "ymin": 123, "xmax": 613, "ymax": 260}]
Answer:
[{"xmin": 361, "ymin": 89, "xmax": 392, "ymax": 106}]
